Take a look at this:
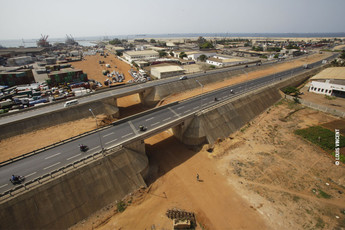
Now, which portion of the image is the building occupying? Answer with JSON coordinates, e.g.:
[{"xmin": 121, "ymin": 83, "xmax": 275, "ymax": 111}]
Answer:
[
  {"xmin": 47, "ymin": 68, "xmax": 87, "ymax": 86},
  {"xmin": 123, "ymin": 50, "xmax": 159, "ymax": 63},
  {"xmin": 0, "ymin": 67, "xmax": 35, "ymax": 87},
  {"xmin": 150, "ymin": 65, "xmax": 185, "ymax": 79},
  {"xmin": 308, "ymin": 67, "xmax": 345, "ymax": 98},
  {"xmin": 7, "ymin": 56, "xmax": 34, "ymax": 66}
]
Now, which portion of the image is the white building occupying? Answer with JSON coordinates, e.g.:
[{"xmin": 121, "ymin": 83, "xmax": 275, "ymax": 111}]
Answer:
[
  {"xmin": 123, "ymin": 50, "xmax": 159, "ymax": 63},
  {"xmin": 308, "ymin": 67, "xmax": 345, "ymax": 98},
  {"xmin": 206, "ymin": 57, "xmax": 248, "ymax": 67},
  {"xmin": 151, "ymin": 65, "xmax": 185, "ymax": 79}
]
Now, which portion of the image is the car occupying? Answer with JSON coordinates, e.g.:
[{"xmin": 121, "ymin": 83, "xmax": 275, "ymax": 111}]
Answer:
[{"xmin": 179, "ymin": 76, "xmax": 187, "ymax": 80}]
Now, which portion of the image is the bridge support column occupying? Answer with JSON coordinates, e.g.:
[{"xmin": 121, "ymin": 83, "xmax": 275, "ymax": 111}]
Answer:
[
  {"xmin": 123, "ymin": 140, "xmax": 149, "ymax": 180},
  {"xmin": 99, "ymin": 97, "xmax": 120, "ymax": 118},
  {"xmin": 172, "ymin": 116, "xmax": 207, "ymax": 146},
  {"xmin": 138, "ymin": 88, "xmax": 157, "ymax": 107}
]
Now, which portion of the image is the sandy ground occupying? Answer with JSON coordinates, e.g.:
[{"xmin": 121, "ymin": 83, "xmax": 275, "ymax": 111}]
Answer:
[
  {"xmin": 70, "ymin": 53, "xmax": 134, "ymax": 86},
  {"xmin": 70, "ymin": 100, "xmax": 345, "ymax": 230},
  {"xmin": 70, "ymin": 131, "xmax": 270, "ymax": 230}
]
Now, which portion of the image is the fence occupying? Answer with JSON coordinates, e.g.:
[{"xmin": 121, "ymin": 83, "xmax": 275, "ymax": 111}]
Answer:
[{"xmin": 285, "ymin": 95, "xmax": 345, "ymax": 118}]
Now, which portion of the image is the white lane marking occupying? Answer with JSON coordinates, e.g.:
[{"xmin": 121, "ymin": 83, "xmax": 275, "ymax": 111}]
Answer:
[
  {"xmin": 25, "ymin": 172, "xmax": 37, "ymax": 178},
  {"xmin": 89, "ymin": 146, "xmax": 100, "ymax": 151},
  {"xmin": 177, "ymin": 106, "xmax": 184, "ymax": 110},
  {"xmin": 45, "ymin": 152, "xmax": 61, "ymax": 160},
  {"xmin": 0, "ymin": 184, "xmax": 8, "ymax": 189},
  {"xmin": 43, "ymin": 162, "xmax": 61, "ymax": 170},
  {"xmin": 103, "ymin": 132, "xmax": 114, "ymax": 138},
  {"xmin": 163, "ymin": 117, "xmax": 171, "ymax": 121},
  {"xmin": 193, "ymin": 106, "xmax": 199, "ymax": 110},
  {"xmin": 184, "ymin": 109, "xmax": 191, "ymax": 113},
  {"xmin": 105, "ymin": 139, "xmax": 118, "ymax": 145},
  {"xmin": 168, "ymin": 107, "xmax": 181, "ymax": 118},
  {"xmin": 145, "ymin": 117, "xmax": 154, "ymax": 121},
  {"xmin": 151, "ymin": 122, "xmax": 160, "ymax": 126},
  {"xmin": 122, "ymin": 133, "xmax": 133, "ymax": 138},
  {"xmin": 128, "ymin": 121, "xmax": 139, "ymax": 135},
  {"xmin": 67, "ymin": 154, "xmax": 81, "ymax": 161}
]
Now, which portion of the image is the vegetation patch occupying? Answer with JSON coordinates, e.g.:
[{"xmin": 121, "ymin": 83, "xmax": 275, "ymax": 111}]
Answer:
[
  {"xmin": 295, "ymin": 126, "xmax": 345, "ymax": 151},
  {"xmin": 318, "ymin": 189, "xmax": 332, "ymax": 199},
  {"xmin": 116, "ymin": 201, "xmax": 127, "ymax": 212}
]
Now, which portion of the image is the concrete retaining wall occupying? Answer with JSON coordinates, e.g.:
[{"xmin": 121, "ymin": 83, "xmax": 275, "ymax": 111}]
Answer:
[
  {"xmin": 173, "ymin": 86, "xmax": 282, "ymax": 146},
  {"xmin": 142, "ymin": 65, "xmax": 265, "ymax": 105},
  {"xmin": 0, "ymin": 143, "xmax": 147, "ymax": 230},
  {"xmin": 0, "ymin": 98, "xmax": 119, "ymax": 140}
]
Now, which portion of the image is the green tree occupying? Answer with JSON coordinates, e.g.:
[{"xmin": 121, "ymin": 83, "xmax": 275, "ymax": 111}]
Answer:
[
  {"xmin": 116, "ymin": 51, "xmax": 123, "ymax": 56},
  {"xmin": 274, "ymin": 54, "xmax": 279, "ymax": 58},
  {"xmin": 200, "ymin": 41, "xmax": 214, "ymax": 49},
  {"xmin": 158, "ymin": 50, "xmax": 167, "ymax": 58},
  {"xmin": 150, "ymin": 39, "xmax": 156, "ymax": 43},
  {"xmin": 199, "ymin": 54, "xmax": 207, "ymax": 62},
  {"xmin": 179, "ymin": 52, "xmax": 187, "ymax": 59},
  {"xmin": 109, "ymin": 38, "xmax": 122, "ymax": 45}
]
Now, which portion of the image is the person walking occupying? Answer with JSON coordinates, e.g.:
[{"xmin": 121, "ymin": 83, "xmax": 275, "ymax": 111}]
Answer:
[{"xmin": 196, "ymin": 173, "xmax": 200, "ymax": 181}]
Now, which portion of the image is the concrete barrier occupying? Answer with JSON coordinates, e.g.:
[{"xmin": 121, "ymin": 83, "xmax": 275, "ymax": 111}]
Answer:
[{"xmin": 0, "ymin": 143, "xmax": 148, "ymax": 230}]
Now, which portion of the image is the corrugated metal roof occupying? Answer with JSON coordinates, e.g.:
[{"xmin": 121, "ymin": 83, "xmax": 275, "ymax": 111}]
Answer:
[{"xmin": 311, "ymin": 67, "xmax": 345, "ymax": 80}]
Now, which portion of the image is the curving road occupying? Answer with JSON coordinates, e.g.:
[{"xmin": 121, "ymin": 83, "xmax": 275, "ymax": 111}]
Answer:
[{"xmin": 0, "ymin": 54, "xmax": 337, "ymax": 194}]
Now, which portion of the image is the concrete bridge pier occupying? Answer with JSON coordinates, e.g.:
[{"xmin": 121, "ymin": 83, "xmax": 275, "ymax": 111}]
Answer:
[
  {"xmin": 172, "ymin": 116, "xmax": 207, "ymax": 146},
  {"xmin": 138, "ymin": 88, "xmax": 156, "ymax": 107},
  {"xmin": 95, "ymin": 97, "xmax": 120, "ymax": 118},
  {"xmin": 123, "ymin": 140, "xmax": 149, "ymax": 180}
]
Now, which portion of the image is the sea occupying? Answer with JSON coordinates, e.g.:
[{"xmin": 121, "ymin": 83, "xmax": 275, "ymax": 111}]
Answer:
[{"xmin": 1, "ymin": 33, "xmax": 345, "ymax": 48}]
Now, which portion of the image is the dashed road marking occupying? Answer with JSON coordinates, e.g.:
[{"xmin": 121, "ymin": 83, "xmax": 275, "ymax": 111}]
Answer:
[
  {"xmin": 67, "ymin": 154, "xmax": 81, "ymax": 161},
  {"xmin": 25, "ymin": 172, "xmax": 37, "ymax": 178},
  {"xmin": 122, "ymin": 133, "xmax": 133, "ymax": 138},
  {"xmin": 105, "ymin": 139, "xmax": 118, "ymax": 145},
  {"xmin": 45, "ymin": 152, "xmax": 61, "ymax": 160},
  {"xmin": 0, "ymin": 184, "xmax": 8, "ymax": 189},
  {"xmin": 177, "ymin": 106, "xmax": 184, "ymax": 110},
  {"xmin": 43, "ymin": 162, "xmax": 61, "ymax": 170},
  {"xmin": 145, "ymin": 117, "xmax": 154, "ymax": 121},
  {"xmin": 89, "ymin": 146, "xmax": 100, "ymax": 151},
  {"xmin": 163, "ymin": 117, "xmax": 171, "ymax": 121},
  {"xmin": 151, "ymin": 122, "xmax": 160, "ymax": 126},
  {"xmin": 103, "ymin": 132, "xmax": 114, "ymax": 138}
]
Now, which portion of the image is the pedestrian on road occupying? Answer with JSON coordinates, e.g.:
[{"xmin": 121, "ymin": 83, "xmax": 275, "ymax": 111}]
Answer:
[{"xmin": 196, "ymin": 173, "xmax": 199, "ymax": 181}]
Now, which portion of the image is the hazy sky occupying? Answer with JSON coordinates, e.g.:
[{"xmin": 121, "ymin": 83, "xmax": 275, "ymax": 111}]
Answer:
[{"xmin": 0, "ymin": 0, "xmax": 344, "ymax": 40}]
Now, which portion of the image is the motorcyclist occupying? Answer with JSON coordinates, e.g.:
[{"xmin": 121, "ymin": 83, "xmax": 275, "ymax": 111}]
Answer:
[{"xmin": 11, "ymin": 175, "xmax": 18, "ymax": 181}]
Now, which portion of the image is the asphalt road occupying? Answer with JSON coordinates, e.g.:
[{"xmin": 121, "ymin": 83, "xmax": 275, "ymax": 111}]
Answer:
[
  {"xmin": 0, "ymin": 54, "xmax": 337, "ymax": 194},
  {"xmin": 0, "ymin": 60, "xmax": 280, "ymax": 126}
]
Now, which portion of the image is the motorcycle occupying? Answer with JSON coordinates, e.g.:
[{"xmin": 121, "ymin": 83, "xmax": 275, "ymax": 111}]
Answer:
[
  {"xmin": 79, "ymin": 144, "xmax": 89, "ymax": 152},
  {"xmin": 139, "ymin": 125, "xmax": 147, "ymax": 132},
  {"xmin": 10, "ymin": 175, "xmax": 25, "ymax": 185}
]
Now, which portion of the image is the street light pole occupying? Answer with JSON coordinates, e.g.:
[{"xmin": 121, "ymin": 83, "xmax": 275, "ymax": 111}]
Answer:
[
  {"xmin": 242, "ymin": 69, "xmax": 248, "ymax": 92},
  {"xmin": 195, "ymin": 79, "xmax": 204, "ymax": 109},
  {"xmin": 89, "ymin": 108, "xmax": 104, "ymax": 153}
]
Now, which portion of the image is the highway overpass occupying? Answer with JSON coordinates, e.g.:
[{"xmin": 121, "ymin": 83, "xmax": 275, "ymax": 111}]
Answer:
[{"xmin": 0, "ymin": 53, "xmax": 337, "ymax": 195}]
